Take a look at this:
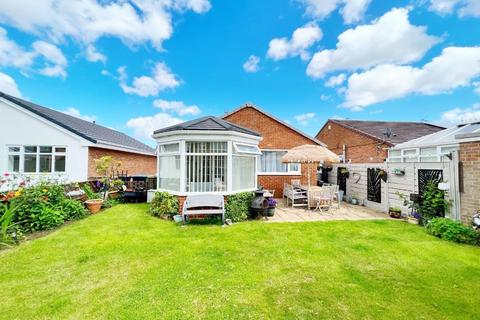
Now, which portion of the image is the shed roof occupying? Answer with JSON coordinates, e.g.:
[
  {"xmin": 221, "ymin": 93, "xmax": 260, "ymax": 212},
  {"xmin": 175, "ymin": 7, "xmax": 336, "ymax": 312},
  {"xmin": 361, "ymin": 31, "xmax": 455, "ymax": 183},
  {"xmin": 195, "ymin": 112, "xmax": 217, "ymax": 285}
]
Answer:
[
  {"xmin": 153, "ymin": 116, "xmax": 261, "ymax": 137},
  {"xmin": 392, "ymin": 122, "xmax": 480, "ymax": 149},
  {"xmin": 0, "ymin": 91, "xmax": 155, "ymax": 155},
  {"xmin": 325, "ymin": 119, "xmax": 445, "ymax": 145}
]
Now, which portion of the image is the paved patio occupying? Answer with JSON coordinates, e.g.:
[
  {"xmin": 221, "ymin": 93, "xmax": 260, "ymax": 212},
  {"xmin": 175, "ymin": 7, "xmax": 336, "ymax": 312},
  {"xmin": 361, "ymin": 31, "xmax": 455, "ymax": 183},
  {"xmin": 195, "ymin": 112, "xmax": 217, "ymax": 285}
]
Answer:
[{"xmin": 267, "ymin": 199, "xmax": 389, "ymax": 223}]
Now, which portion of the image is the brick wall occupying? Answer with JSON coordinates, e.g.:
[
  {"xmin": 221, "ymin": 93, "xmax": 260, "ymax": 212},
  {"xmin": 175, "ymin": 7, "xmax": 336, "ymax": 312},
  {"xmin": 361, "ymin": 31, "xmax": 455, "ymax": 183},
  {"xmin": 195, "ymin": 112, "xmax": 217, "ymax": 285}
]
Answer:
[
  {"xmin": 225, "ymin": 106, "xmax": 319, "ymax": 195},
  {"xmin": 316, "ymin": 121, "xmax": 390, "ymax": 163},
  {"xmin": 88, "ymin": 147, "xmax": 156, "ymax": 178},
  {"xmin": 459, "ymin": 141, "xmax": 480, "ymax": 224}
]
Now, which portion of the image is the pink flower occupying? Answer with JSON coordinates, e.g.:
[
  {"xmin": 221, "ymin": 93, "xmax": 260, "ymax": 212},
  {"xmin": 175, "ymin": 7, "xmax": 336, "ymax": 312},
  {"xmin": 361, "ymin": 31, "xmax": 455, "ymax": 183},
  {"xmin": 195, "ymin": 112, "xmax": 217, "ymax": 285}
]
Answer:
[{"xmin": 3, "ymin": 172, "xmax": 10, "ymax": 177}]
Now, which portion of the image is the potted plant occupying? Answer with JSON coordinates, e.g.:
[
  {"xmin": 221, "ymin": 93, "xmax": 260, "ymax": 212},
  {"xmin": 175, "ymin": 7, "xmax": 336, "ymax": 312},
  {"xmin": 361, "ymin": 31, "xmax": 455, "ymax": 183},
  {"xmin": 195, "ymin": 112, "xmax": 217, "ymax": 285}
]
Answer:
[
  {"xmin": 108, "ymin": 179, "xmax": 124, "ymax": 199},
  {"xmin": 350, "ymin": 192, "xmax": 359, "ymax": 205},
  {"xmin": 93, "ymin": 156, "xmax": 122, "ymax": 200},
  {"xmin": 388, "ymin": 207, "xmax": 402, "ymax": 219},
  {"xmin": 82, "ymin": 184, "xmax": 104, "ymax": 214},
  {"xmin": 266, "ymin": 198, "xmax": 277, "ymax": 217},
  {"xmin": 396, "ymin": 191, "xmax": 422, "ymax": 225}
]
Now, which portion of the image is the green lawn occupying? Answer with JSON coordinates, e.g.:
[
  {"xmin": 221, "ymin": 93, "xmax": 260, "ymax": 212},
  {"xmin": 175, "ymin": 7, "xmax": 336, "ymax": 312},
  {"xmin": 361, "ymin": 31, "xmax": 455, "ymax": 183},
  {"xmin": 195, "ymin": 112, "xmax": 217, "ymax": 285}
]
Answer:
[{"xmin": 1, "ymin": 204, "xmax": 479, "ymax": 319}]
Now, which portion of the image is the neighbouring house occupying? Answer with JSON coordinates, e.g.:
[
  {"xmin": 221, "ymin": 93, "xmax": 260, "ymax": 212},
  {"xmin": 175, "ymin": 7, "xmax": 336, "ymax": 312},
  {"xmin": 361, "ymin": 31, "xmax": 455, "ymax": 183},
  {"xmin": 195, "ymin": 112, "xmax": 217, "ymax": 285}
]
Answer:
[
  {"xmin": 0, "ymin": 91, "xmax": 156, "ymax": 183},
  {"xmin": 223, "ymin": 103, "xmax": 324, "ymax": 196},
  {"xmin": 388, "ymin": 121, "xmax": 480, "ymax": 224},
  {"xmin": 316, "ymin": 119, "xmax": 445, "ymax": 163},
  {"xmin": 151, "ymin": 116, "xmax": 262, "ymax": 207}
]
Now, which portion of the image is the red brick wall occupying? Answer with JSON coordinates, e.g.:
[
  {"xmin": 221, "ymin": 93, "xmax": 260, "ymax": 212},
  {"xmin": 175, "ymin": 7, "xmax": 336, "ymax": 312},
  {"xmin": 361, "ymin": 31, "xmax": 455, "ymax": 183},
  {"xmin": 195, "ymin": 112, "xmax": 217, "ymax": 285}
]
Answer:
[
  {"xmin": 459, "ymin": 141, "xmax": 480, "ymax": 224},
  {"xmin": 315, "ymin": 121, "xmax": 390, "ymax": 163},
  {"xmin": 225, "ymin": 106, "xmax": 319, "ymax": 195},
  {"xmin": 88, "ymin": 147, "xmax": 156, "ymax": 178}
]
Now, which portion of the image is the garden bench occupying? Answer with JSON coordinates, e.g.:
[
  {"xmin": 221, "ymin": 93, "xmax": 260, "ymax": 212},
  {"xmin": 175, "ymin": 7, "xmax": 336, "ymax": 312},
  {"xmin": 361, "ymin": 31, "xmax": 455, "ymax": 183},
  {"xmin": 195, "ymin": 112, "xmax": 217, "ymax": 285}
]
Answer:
[{"xmin": 182, "ymin": 194, "xmax": 225, "ymax": 225}]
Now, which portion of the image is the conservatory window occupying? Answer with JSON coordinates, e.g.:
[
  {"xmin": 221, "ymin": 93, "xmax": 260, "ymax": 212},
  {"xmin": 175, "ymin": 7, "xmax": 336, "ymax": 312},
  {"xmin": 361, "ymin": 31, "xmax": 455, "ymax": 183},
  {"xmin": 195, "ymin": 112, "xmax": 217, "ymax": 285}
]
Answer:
[
  {"xmin": 233, "ymin": 143, "xmax": 261, "ymax": 155},
  {"xmin": 388, "ymin": 150, "xmax": 401, "ymax": 162},
  {"xmin": 6, "ymin": 145, "xmax": 67, "ymax": 173},
  {"xmin": 233, "ymin": 155, "xmax": 256, "ymax": 191},
  {"xmin": 420, "ymin": 147, "xmax": 437, "ymax": 162},
  {"xmin": 158, "ymin": 143, "xmax": 179, "ymax": 154},
  {"xmin": 186, "ymin": 141, "xmax": 228, "ymax": 192},
  {"xmin": 257, "ymin": 150, "xmax": 301, "ymax": 174},
  {"xmin": 402, "ymin": 149, "xmax": 418, "ymax": 162}
]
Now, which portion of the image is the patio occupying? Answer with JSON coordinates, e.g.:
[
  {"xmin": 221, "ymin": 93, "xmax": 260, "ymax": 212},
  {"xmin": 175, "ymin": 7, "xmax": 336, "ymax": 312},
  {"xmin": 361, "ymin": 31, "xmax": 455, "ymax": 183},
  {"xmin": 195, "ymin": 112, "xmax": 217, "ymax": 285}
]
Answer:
[{"xmin": 267, "ymin": 199, "xmax": 389, "ymax": 223}]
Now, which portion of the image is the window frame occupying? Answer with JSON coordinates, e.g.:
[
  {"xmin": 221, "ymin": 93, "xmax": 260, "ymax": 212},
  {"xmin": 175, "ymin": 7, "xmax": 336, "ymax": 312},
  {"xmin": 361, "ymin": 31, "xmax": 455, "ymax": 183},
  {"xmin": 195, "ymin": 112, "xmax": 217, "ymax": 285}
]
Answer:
[
  {"xmin": 257, "ymin": 149, "xmax": 301, "ymax": 176},
  {"xmin": 5, "ymin": 145, "xmax": 67, "ymax": 174}
]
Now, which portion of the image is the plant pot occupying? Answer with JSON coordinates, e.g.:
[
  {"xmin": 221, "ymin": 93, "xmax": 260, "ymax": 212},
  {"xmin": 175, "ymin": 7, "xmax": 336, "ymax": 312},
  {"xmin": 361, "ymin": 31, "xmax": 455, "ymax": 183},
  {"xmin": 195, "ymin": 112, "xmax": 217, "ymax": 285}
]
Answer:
[
  {"xmin": 351, "ymin": 198, "xmax": 358, "ymax": 205},
  {"xmin": 85, "ymin": 199, "xmax": 104, "ymax": 214},
  {"xmin": 173, "ymin": 215, "xmax": 183, "ymax": 223},
  {"xmin": 108, "ymin": 190, "xmax": 119, "ymax": 199},
  {"xmin": 267, "ymin": 207, "xmax": 275, "ymax": 217},
  {"xmin": 389, "ymin": 210, "xmax": 402, "ymax": 219}
]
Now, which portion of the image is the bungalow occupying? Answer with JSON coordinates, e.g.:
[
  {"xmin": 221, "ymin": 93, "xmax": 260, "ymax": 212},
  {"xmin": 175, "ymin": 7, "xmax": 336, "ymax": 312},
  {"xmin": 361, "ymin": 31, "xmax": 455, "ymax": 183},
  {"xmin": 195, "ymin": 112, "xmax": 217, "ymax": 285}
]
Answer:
[
  {"xmin": 316, "ymin": 119, "xmax": 445, "ymax": 163},
  {"xmin": 0, "ymin": 91, "xmax": 156, "ymax": 183},
  {"xmin": 223, "ymin": 103, "xmax": 324, "ymax": 195}
]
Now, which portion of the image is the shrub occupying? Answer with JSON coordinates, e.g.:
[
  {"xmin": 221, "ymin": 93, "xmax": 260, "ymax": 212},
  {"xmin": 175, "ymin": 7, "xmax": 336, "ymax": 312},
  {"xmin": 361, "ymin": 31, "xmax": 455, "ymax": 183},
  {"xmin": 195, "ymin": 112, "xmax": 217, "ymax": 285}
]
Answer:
[
  {"xmin": 102, "ymin": 198, "xmax": 120, "ymax": 209},
  {"xmin": 149, "ymin": 192, "xmax": 179, "ymax": 218},
  {"xmin": 81, "ymin": 184, "xmax": 100, "ymax": 200},
  {"xmin": 426, "ymin": 218, "xmax": 480, "ymax": 246},
  {"xmin": 225, "ymin": 192, "xmax": 253, "ymax": 222},
  {"xmin": 58, "ymin": 199, "xmax": 88, "ymax": 221},
  {"xmin": 419, "ymin": 182, "xmax": 452, "ymax": 221}
]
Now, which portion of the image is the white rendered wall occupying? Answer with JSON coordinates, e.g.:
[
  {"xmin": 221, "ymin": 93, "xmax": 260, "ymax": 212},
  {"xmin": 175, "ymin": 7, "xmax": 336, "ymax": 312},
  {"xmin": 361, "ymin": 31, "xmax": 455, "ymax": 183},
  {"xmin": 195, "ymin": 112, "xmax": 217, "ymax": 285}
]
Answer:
[{"xmin": 0, "ymin": 99, "xmax": 90, "ymax": 183}]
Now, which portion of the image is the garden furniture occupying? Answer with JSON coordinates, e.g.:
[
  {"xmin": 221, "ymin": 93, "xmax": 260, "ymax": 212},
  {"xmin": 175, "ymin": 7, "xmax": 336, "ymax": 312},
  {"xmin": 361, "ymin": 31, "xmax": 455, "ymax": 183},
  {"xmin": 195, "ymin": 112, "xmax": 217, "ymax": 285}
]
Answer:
[{"xmin": 182, "ymin": 194, "xmax": 225, "ymax": 225}]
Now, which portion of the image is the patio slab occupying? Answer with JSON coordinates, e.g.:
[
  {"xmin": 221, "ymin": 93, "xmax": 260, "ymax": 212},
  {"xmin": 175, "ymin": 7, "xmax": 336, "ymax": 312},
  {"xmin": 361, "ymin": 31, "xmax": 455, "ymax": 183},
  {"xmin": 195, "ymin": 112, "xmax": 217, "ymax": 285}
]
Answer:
[{"xmin": 266, "ymin": 199, "xmax": 389, "ymax": 223}]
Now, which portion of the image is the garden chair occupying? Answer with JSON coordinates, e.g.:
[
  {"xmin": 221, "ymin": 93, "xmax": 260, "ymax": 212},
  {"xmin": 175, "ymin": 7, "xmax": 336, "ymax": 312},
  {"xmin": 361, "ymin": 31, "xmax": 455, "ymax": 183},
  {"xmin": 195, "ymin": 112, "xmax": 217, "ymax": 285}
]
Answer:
[
  {"xmin": 285, "ymin": 184, "xmax": 308, "ymax": 208},
  {"xmin": 330, "ymin": 184, "xmax": 340, "ymax": 209},
  {"xmin": 314, "ymin": 187, "xmax": 333, "ymax": 213},
  {"xmin": 291, "ymin": 179, "xmax": 301, "ymax": 189}
]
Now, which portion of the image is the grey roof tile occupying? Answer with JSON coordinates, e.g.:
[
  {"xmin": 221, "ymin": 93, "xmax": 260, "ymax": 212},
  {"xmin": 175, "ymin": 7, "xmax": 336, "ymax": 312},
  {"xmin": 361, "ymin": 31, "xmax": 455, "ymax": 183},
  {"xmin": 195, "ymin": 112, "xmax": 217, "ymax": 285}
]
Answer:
[
  {"xmin": 153, "ymin": 116, "xmax": 261, "ymax": 136},
  {"xmin": 0, "ymin": 91, "xmax": 155, "ymax": 154},
  {"xmin": 330, "ymin": 119, "xmax": 445, "ymax": 145}
]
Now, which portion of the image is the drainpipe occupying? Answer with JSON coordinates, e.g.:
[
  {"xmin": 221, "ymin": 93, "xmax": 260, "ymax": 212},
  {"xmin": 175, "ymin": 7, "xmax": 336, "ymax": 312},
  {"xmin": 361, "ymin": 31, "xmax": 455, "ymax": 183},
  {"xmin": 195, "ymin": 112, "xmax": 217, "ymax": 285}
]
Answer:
[{"xmin": 342, "ymin": 144, "xmax": 346, "ymax": 163}]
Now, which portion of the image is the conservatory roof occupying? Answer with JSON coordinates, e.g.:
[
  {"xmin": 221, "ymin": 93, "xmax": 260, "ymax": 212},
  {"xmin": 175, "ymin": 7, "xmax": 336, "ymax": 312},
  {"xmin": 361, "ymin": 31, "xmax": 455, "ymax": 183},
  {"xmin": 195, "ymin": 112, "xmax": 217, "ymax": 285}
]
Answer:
[
  {"xmin": 153, "ymin": 116, "xmax": 261, "ymax": 137},
  {"xmin": 392, "ymin": 122, "xmax": 480, "ymax": 149}
]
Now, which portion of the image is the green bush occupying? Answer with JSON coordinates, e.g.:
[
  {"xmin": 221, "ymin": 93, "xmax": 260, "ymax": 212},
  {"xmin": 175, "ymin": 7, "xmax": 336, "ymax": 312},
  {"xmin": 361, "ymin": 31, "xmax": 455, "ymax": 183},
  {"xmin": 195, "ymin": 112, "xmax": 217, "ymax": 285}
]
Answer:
[
  {"xmin": 419, "ymin": 182, "xmax": 452, "ymax": 221},
  {"xmin": 102, "ymin": 198, "xmax": 120, "ymax": 209},
  {"xmin": 426, "ymin": 218, "xmax": 479, "ymax": 246},
  {"xmin": 149, "ymin": 192, "xmax": 179, "ymax": 218},
  {"xmin": 225, "ymin": 192, "xmax": 253, "ymax": 222},
  {"xmin": 58, "ymin": 199, "xmax": 88, "ymax": 221}
]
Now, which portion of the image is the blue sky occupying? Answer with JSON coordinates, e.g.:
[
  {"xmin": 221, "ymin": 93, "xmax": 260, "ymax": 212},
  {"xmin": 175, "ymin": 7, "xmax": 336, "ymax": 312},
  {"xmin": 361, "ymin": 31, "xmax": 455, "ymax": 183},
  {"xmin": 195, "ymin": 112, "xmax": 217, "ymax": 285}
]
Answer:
[{"xmin": 0, "ymin": 0, "xmax": 479, "ymax": 145}]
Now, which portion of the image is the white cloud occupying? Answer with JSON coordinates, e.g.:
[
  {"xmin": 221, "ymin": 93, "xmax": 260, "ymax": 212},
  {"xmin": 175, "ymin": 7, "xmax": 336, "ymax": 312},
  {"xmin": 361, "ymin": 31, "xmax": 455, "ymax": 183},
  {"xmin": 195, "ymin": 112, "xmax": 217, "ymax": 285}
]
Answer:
[
  {"xmin": 429, "ymin": 0, "xmax": 480, "ymax": 17},
  {"xmin": 0, "ymin": 72, "xmax": 22, "ymax": 97},
  {"xmin": 0, "ymin": 0, "xmax": 211, "ymax": 51},
  {"xmin": 0, "ymin": 28, "xmax": 67, "ymax": 78},
  {"xmin": 243, "ymin": 55, "xmax": 260, "ymax": 73},
  {"xmin": 153, "ymin": 99, "xmax": 200, "ymax": 116},
  {"xmin": 343, "ymin": 46, "xmax": 480, "ymax": 109},
  {"xmin": 32, "ymin": 40, "xmax": 67, "ymax": 78},
  {"xmin": 119, "ymin": 62, "xmax": 180, "ymax": 97},
  {"xmin": 301, "ymin": 0, "xmax": 371, "ymax": 24},
  {"xmin": 320, "ymin": 94, "xmax": 331, "ymax": 101},
  {"xmin": 325, "ymin": 73, "xmax": 346, "ymax": 87},
  {"xmin": 0, "ymin": 27, "xmax": 35, "ymax": 69},
  {"xmin": 61, "ymin": 107, "xmax": 96, "ymax": 122},
  {"xmin": 85, "ymin": 44, "xmax": 106, "ymax": 63},
  {"xmin": 294, "ymin": 112, "xmax": 316, "ymax": 125},
  {"xmin": 473, "ymin": 81, "xmax": 480, "ymax": 94},
  {"xmin": 306, "ymin": 8, "xmax": 440, "ymax": 78},
  {"xmin": 437, "ymin": 104, "xmax": 480, "ymax": 126},
  {"xmin": 267, "ymin": 23, "xmax": 322, "ymax": 61},
  {"xmin": 126, "ymin": 112, "xmax": 183, "ymax": 141}
]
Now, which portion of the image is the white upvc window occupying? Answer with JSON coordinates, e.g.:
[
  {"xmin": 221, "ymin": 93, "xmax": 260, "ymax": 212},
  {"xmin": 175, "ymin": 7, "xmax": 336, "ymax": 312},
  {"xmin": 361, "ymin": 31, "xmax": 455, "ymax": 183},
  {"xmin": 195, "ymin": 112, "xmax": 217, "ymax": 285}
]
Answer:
[
  {"xmin": 387, "ymin": 149, "xmax": 401, "ymax": 162},
  {"xmin": 6, "ymin": 145, "xmax": 67, "ymax": 174},
  {"xmin": 158, "ymin": 142, "xmax": 180, "ymax": 191},
  {"xmin": 402, "ymin": 149, "xmax": 418, "ymax": 162},
  {"xmin": 419, "ymin": 147, "xmax": 437, "ymax": 162},
  {"xmin": 257, "ymin": 150, "xmax": 301, "ymax": 175},
  {"xmin": 233, "ymin": 142, "xmax": 261, "ymax": 155},
  {"xmin": 185, "ymin": 141, "xmax": 228, "ymax": 193}
]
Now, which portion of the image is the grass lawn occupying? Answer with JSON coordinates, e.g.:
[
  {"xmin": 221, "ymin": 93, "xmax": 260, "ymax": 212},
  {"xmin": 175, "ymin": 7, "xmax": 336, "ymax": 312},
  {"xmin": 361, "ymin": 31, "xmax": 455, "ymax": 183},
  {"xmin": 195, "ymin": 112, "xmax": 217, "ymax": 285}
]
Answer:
[{"xmin": 1, "ymin": 204, "xmax": 479, "ymax": 319}]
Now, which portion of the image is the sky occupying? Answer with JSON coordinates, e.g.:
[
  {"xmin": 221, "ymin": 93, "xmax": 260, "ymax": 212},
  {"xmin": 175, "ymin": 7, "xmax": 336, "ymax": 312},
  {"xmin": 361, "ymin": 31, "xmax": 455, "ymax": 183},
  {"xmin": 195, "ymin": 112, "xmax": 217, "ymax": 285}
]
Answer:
[{"xmin": 0, "ymin": 0, "xmax": 480, "ymax": 146}]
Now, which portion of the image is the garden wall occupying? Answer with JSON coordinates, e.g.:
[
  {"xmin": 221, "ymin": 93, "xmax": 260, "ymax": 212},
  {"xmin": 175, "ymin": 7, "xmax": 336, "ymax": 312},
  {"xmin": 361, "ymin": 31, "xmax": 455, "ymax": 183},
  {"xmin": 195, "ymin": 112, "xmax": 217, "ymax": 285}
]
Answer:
[{"xmin": 328, "ymin": 156, "xmax": 460, "ymax": 221}]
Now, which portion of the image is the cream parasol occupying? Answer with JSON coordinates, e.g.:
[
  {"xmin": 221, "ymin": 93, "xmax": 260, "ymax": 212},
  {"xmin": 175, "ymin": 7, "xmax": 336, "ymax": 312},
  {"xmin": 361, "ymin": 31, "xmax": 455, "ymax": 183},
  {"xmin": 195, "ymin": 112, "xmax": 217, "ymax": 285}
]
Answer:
[{"xmin": 282, "ymin": 144, "xmax": 340, "ymax": 187}]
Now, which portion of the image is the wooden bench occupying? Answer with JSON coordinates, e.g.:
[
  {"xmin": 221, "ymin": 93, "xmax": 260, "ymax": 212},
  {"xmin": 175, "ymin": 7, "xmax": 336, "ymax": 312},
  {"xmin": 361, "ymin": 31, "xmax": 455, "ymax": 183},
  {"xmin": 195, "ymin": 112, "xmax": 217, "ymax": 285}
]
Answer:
[{"xmin": 182, "ymin": 194, "xmax": 225, "ymax": 225}]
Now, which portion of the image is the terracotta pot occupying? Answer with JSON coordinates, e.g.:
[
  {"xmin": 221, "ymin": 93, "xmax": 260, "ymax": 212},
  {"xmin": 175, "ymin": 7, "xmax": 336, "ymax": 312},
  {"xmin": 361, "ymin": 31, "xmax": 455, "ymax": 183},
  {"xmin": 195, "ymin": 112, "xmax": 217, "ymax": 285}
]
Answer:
[
  {"xmin": 85, "ymin": 199, "xmax": 104, "ymax": 214},
  {"xmin": 108, "ymin": 190, "xmax": 119, "ymax": 199},
  {"xmin": 389, "ymin": 210, "xmax": 402, "ymax": 219}
]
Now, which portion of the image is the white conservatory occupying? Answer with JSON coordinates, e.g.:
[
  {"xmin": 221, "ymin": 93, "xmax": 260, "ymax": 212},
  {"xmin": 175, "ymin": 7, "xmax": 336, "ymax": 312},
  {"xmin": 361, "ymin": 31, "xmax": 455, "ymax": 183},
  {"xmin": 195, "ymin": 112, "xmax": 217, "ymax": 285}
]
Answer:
[
  {"xmin": 151, "ymin": 116, "xmax": 262, "ymax": 196},
  {"xmin": 386, "ymin": 123, "xmax": 480, "ymax": 162}
]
